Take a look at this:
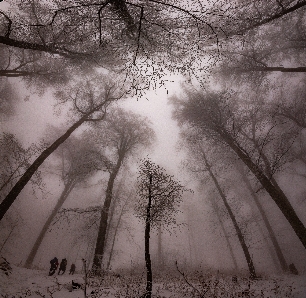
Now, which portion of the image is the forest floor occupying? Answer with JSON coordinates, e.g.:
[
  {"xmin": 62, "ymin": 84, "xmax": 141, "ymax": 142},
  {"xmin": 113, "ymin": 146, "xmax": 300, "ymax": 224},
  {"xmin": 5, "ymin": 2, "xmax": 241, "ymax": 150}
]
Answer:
[{"xmin": 1, "ymin": 264, "xmax": 306, "ymax": 297}]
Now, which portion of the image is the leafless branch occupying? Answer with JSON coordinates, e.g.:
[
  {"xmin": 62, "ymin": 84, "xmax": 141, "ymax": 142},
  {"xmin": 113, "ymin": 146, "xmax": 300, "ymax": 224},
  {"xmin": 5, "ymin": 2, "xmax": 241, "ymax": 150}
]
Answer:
[
  {"xmin": 175, "ymin": 261, "xmax": 208, "ymax": 298},
  {"xmin": 0, "ymin": 10, "xmax": 12, "ymax": 37}
]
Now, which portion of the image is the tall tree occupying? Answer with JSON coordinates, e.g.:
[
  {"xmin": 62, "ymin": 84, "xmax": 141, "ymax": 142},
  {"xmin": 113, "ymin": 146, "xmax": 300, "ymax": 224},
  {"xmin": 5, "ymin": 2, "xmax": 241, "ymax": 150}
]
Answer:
[
  {"xmin": 171, "ymin": 88, "xmax": 306, "ymax": 250},
  {"xmin": 135, "ymin": 158, "xmax": 186, "ymax": 298},
  {"xmin": 180, "ymin": 134, "xmax": 256, "ymax": 278},
  {"xmin": 207, "ymin": 192, "xmax": 239, "ymax": 272},
  {"xmin": 92, "ymin": 108, "xmax": 155, "ymax": 272},
  {"xmin": 0, "ymin": 76, "xmax": 121, "ymax": 221},
  {"xmin": 24, "ymin": 132, "xmax": 109, "ymax": 268},
  {"xmin": 238, "ymin": 165, "xmax": 289, "ymax": 272}
]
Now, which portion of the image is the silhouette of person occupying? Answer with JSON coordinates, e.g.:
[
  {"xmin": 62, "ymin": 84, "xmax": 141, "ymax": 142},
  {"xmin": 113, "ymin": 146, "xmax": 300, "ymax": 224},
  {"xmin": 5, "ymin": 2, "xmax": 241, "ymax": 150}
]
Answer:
[
  {"xmin": 49, "ymin": 257, "xmax": 59, "ymax": 276},
  {"xmin": 69, "ymin": 263, "xmax": 76, "ymax": 275},
  {"xmin": 58, "ymin": 258, "xmax": 67, "ymax": 275}
]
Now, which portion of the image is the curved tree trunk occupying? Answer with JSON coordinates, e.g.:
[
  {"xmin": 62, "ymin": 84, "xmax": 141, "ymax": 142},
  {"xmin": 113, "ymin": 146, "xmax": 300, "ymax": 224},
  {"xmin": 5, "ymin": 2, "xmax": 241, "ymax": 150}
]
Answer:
[
  {"xmin": 221, "ymin": 131, "xmax": 306, "ymax": 249},
  {"xmin": 24, "ymin": 180, "xmax": 76, "ymax": 268},
  {"xmin": 0, "ymin": 104, "xmax": 105, "ymax": 221},
  {"xmin": 200, "ymin": 148, "xmax": 257, "ymax": 279}
]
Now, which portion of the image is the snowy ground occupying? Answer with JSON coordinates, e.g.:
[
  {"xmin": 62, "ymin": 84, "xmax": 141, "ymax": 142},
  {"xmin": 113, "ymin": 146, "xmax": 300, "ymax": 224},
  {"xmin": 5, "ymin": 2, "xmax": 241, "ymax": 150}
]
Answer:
[{"xmin": 1, "ymin": 265, "xmax": 306, "ymax": 297}]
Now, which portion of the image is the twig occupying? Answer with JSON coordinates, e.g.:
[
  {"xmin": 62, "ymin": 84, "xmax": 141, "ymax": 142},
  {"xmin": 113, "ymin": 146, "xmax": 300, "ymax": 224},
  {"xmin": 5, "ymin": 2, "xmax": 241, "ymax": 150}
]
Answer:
[{"xmin": 175, "ymin": 261, "xmax": 208, "ymax": 297}]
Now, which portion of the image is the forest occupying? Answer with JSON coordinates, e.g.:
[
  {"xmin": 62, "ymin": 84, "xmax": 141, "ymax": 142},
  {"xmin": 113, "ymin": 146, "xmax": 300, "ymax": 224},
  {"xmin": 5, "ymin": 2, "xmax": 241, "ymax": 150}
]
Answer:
[{"xmin": 1, "ymin": 0, "xmax": 306, "ymax": 297}]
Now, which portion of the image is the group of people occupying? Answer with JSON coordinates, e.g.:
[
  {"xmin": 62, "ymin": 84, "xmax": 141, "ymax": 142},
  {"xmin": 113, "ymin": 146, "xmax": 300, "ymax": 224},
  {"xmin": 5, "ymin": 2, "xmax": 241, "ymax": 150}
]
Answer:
[{"xmin": 49, "ymin": 257, "xmax": 76, "ymax": 276}]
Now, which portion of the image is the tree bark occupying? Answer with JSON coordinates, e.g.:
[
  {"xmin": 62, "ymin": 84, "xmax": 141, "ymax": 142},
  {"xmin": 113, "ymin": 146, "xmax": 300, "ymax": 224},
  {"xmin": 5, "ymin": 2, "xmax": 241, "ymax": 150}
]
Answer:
[
  {"xmin": 106, "ymin": 197, "xmax": 126, "ymax": 271},
  {"xmin": 240, "ymin": 171, "xmax": 289, "ymax": 272},
  {"xmin": 0, "ymin": 36, "xmax": 83, "ymax": 58},
  {"xmin": 221, "ymin": 131, "xmax": 306, "ymax": 250},
  {"xmin": 0, "ymin": 104, "xmax": 104, "ymax": 221},
  {"xmin": 24, "ymin": 180, "xmax": 76, "ymax": 268},
  {"xmin": 92, "ymin": 156, "xmax": 123, "ymax": 271},
  {"xmin": 201, "ymin": 148, "xmax": 257, "ymax": 279},
  {"xmin": 145, "ymin": 174, "xmax": 153, "ymax": 298},
  {"xmin": 104, "ymin": 176, "xmax": 124, "ymax": 264},
  {"xmin": 240, "ymin": 66, "xmax": 306, "ymax": 73}
]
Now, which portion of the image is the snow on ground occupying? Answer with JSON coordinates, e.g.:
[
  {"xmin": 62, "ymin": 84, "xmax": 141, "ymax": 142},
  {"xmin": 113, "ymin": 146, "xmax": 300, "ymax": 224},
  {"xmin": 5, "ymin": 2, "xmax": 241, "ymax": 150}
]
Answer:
[{"xmin": 1, "ymin": 264, "xmax": 306, "ymax": 297}]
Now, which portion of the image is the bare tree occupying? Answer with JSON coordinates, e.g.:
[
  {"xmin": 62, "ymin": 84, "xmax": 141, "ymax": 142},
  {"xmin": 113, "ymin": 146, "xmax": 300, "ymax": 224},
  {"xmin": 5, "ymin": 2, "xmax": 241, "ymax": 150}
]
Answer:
[
  {"xmin": 171, "ymin": 87, "xmax": 306, "ymax": 250},
  {"xmin": 92, "ymin": 108, "xmax": 155, "ymax": 272},
  {"xmin": 207, "ymin": 192, "xmax": 239, "ymax": 272},
  {"xmin": 0, "ymin": 45, "xmax": 73, "ymax": 90},
  {"xmin": 0, "ymin": 76, "xmax": 122, "ymax": 221},
  {"xmin": 135, "ymin": 158, "xmax": 187, "ymax": 298},
  {"xmin": 0, "ymin": 0, "xmax": 221, "ymax": 92},
  {"xmin": 24, "ymin": 131, "xmax": 110, "ymax": 268},
  {"xmin": 180, "ymin": 135, "xmax": 257, "ymax": 279},
  {"xmin": 237, "ymin": 165, "xmax": 289, "ymax": 272},
  {"xmin": 106, "ymin": 186, "xmax": 135, "ymax": 271}
]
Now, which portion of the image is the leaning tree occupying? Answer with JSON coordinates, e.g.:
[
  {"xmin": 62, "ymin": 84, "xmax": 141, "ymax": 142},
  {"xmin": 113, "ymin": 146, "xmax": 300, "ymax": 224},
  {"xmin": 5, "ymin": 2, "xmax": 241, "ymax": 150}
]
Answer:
[
  {"xmin": 171, "ymin": 87, "xmax": 306, "ymax": 250},
  {"xmin": 92, "ymin": 108, "xmax": 156, "ymax": 272},
  {"xmin": 0, "ymin": 74, "xmax": 123, "ymax": 221},
  {"xmin": 24, "ymin": 130, "xmax": 111, "ymax": 269},
  {"xmin": 179, "ymin": 132, "xmax": 257, "ymax": 279}
]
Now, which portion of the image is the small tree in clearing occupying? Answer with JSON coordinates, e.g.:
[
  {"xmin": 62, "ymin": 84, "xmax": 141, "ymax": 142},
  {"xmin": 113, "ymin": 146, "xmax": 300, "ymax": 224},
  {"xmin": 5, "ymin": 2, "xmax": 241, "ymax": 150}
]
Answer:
[{"xmin": 135, "ymin": 158, "xmax": 186, "ymax": 298}]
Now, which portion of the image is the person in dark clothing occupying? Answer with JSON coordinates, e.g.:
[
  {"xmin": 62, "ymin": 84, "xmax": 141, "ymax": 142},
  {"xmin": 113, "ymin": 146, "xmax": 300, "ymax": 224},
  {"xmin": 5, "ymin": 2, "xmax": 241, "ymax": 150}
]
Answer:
[
  {"xmin": 69, "ymin": 263, "xmax": 76, "ymax": 275},
  {"xmin": 49, "ymin": 257, "xmax": 59, "ymax": 276},
  {"xmin": 58, "ymin": 258, "xmax": 67, "ymax": 275}
]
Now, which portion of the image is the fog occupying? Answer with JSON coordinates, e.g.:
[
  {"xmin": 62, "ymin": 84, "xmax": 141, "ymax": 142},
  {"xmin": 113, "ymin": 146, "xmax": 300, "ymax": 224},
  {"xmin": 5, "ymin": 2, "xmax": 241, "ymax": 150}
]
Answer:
[{"xmin": 1, "ymin": 1, "xmax": 306, "ymax": 297}]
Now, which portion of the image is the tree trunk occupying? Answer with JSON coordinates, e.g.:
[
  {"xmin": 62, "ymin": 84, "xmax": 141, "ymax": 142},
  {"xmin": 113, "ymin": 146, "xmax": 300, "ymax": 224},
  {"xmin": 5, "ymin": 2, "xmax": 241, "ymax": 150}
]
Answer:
[
  {"xmin": 240, "ymin": 67, "xmax": 306, "ymax": 73},
  {"xmin": 240, "ymin": 171, "xmax": 289, "ymax": 272},
  {"xmin": 222, "ymin": 131, "xmax": 306, "ymax": 249},
  {"xmin": 208, "ymin": 195, "xmax": 239, "ymax": 271},
  {"xmin": 24, "ymin": 180, "xmax": 76, "ymax": 268},
  {"xmin": 92, "ymin": 156, "xmax": 123, "ymax": 272},
  {"xmin": 0, "ymin": 106, "xmax": 104, "ymax": 221},
  {"xmin": 106, "ymin": 197, "xmax": 126, "ymax": 271},
  {"xmin": 0, "ymin": 222, "xmax": 18, "ymax": 254},
  {"xmin": 145, "ymin": 174, "xmax": 153, "ymax": 298},
  {"xmin": 157, "ymin": 222, "xmax": 164, "ymax": 270},
  {"xmin": 104, "ymin": 176, "xmax": 125, "ymax": 265},
  {"xmin": 0, "ymin": 36, "xmax": 80, "ymax": 58},
  {"xmin": 200, "ymin": 148, "xmax": 257, "ymax": 278},
  {"xmin": 254, "ymin": 216, "xmax": 282, "ymax": 273}
]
